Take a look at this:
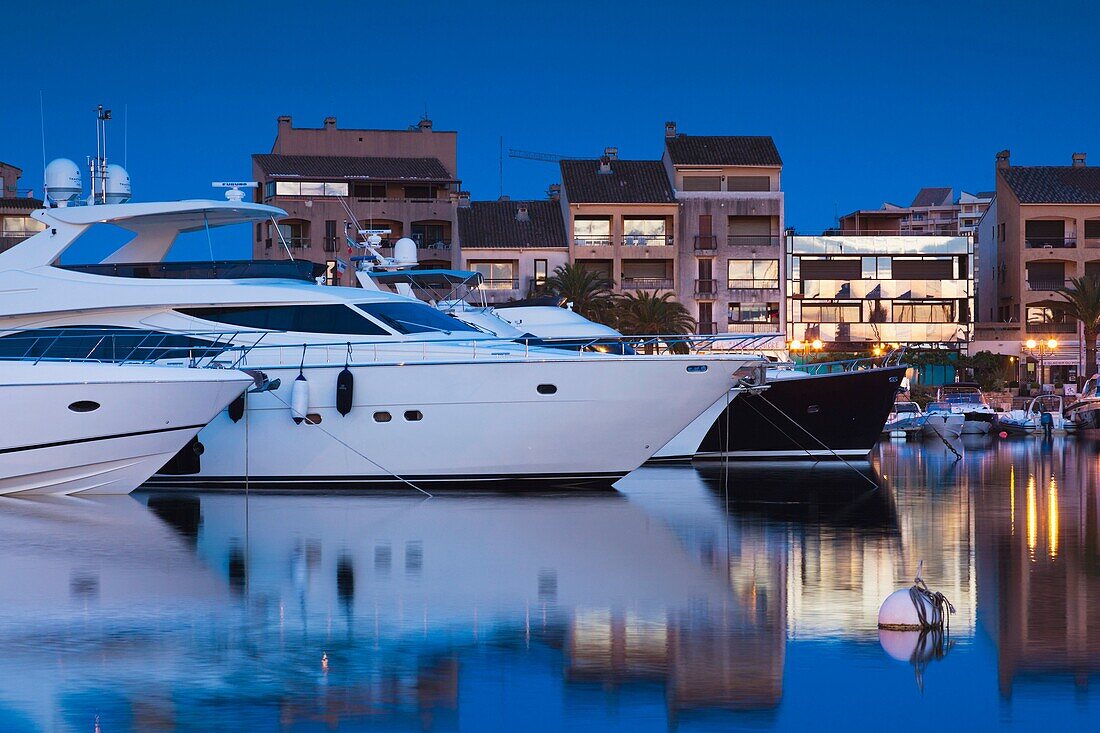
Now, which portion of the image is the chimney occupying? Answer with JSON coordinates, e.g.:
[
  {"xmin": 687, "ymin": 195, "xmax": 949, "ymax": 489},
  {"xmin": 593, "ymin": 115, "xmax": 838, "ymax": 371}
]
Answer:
[
  {"xmin": 516, "ymin": 203, "xmax": 530, "ymax": 222},
  {"xmin": 603, "ymin": 146, "xmax": 618, "ymax": 160},
  {"xmin": 547, "ymin": 183, "xmax": 561, "ymax": 201},
  {"xmin": 323, "ymin": 116, "xmax": 337, "ymax": 130},
  {"xmin": 418, "ymin": 118, "xmax": 433, "ymax": 132},
  {"xmin": 665, "ymin": 121, "xmax": 677, "ymax": 138},
  {"xmin": 598, "ymin": 156, "xmax": 612, "ymax": 175},
  {"xmin": 457, "ymin": 190, "xmax": 471, "ymax": 208},
  {"xmin": 1073, "ymin": 152, "xmax": 1087, "ymax": 167},
  {"xmin": 996, "ymin": 149, "xmax": 1011, "ymax": 170},
  {"xmin": 498, "ymin": 194, "xmax": 510, "ymax": 202},
  {"xmin": 277, "ymin": 115, "xmax": 293, "ymax": 132}
]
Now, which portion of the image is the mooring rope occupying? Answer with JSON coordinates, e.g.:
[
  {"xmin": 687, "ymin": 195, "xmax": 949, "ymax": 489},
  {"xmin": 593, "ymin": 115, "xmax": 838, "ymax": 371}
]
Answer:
[{"xmin": 909, "ymin": 573, "xmax": 956, "ymax": 634}]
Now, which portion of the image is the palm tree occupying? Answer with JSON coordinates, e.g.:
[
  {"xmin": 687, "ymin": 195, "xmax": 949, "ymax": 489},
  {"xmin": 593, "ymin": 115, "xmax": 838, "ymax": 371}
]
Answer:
[
  {"xmin": 611, "ymin": 291, "xmax": 695, "ymax": 352},
  {"xmin": 1056, "ymin": 274, "xmax": 1100, "ymax": 386},
  {"xmin": 543, "ymin": 263, "xmax": 616, "ymax": 324}
]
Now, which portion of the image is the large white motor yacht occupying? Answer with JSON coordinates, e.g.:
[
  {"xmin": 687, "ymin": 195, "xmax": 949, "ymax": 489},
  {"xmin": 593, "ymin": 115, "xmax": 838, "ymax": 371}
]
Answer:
[
  {"xmin": 0, "ymin": 190, "xmax": 763, "ymax": 489},
  {"xmin": 0, "ymin": 360, "xmax": 250, "ymax": 495}
]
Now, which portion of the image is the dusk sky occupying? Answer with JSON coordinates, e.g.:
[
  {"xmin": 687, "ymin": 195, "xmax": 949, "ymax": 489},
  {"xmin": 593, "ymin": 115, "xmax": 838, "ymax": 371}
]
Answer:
[{"xmin": 4, "ymin": 0, "xmax": 1098, "ymax": 252}]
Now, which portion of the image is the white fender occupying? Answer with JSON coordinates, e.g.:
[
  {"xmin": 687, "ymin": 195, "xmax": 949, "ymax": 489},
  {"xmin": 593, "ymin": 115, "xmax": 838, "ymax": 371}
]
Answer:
[{"xmin": 291, "ymin": 373, "xmax": 311, "ymax": 425}]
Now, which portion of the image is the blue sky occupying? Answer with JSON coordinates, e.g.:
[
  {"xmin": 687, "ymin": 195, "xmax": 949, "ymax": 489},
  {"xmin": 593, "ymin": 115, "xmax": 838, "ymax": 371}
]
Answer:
[{"xmin": 3, "ymin": 0, "xmax": 1098, "ymax": 250}]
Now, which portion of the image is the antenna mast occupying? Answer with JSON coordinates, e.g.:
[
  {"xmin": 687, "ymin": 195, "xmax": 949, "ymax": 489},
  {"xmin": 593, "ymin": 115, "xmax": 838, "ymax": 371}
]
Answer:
[{"xmin": 90, "ymin": 105, "xmax": 112, "ymax": 205}]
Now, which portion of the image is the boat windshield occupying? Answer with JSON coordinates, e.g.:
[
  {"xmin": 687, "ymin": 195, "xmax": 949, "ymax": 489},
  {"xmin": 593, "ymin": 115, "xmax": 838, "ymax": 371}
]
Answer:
[
  {"xmin": 356, "ymin": 302, "xmax": 481, "ymax": 335},
  {"xmin": 894, "ymin": 403, "xmax": 919, "ymax": 414}
]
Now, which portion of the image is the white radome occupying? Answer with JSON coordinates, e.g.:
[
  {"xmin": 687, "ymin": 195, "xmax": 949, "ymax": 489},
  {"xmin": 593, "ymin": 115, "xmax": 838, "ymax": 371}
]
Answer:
[{"xmin": 44, "ymin": 158, "xmax": 82, "ymax": 206}]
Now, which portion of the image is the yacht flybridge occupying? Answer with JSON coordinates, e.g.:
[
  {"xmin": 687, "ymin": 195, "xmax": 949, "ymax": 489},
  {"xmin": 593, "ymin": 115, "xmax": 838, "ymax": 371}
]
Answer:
[{"xmin": 0, "ymin": 188, "xmax": 766, "ymax": 489}]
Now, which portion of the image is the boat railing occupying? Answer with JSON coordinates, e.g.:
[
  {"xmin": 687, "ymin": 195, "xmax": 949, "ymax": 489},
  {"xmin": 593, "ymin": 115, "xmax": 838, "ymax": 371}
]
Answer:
[
  {"xmin": 769, "ymin": 347, "xmax": 908, "ymax": 376},
  {"xmin": 0, "ymin": 329, "xmax": 269, "ymax": 369}
]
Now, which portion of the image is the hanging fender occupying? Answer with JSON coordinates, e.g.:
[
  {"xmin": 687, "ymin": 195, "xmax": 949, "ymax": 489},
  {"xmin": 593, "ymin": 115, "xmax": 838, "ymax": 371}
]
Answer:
[
  {"xmin": 336, "ymin": 367, "xmax": 354, "ymax": 416},
  {"xmin": 291, "ymin": 373, "xmax": 311, "ymax": 425},
  {"xmin": 227, "ymin": 394, "xmax": 245, "ymax": 423}
]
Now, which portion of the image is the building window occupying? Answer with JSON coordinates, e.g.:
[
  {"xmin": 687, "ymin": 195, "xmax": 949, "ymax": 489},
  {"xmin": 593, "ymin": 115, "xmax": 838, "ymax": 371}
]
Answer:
[
  {"xmin": 799, "ymin": 303, "xmax": 862, "ymax": 322},
  {"xmin": 273, "ymin": 181, "xmax": 348, "ymax": 197},
  {"xmin": 404, "ymin": 185, "xmax": 437, "ymax": 201},
  {"xmin": 534, "ymin": 259, "xmax": 548, "ymax": 285},
  {"xmin": 412, "ymin": 222, "xmax": 449, "ymax": 248},
  {"xmin": 324, "ymin": 220, "xmax": 338, "ymax": 252},
  {"xmin": 574, "ymin": 217, "xmax": 612, "ymax": 246},
  {"xmin": 728, "ymin": 302, "xmax": 779, "ymax": 324},
  {"xmin": 264, "ymin": 181, "xmax": 276, "ymax": 198},
  {"xmin": 682, "ymin": 176, "xmax": 721, "ymax": 191},
  {"xmin": 353, "ymin": 183, "xmax": 387, "ymax": 199},
  {"xmin": 860, "ymin": 257, "xmax": 892, "ymax": 279},
  {"xmin": 892, "ymin": 303, "xmax": 954, "ymax": 323},
  {"xmin": 726, "ymin": 176, "xmax": 770, "ymax": 192},
  {"xmin": 1084, "ymin": 220, "xmax": 1100, "ymax": 240},
  {"xmin": 472, "ymin": 262, "xmax": 516, "ymax": 290},
  {"xmin": 623, "ymin": 218, "xmax": 669, "ymax": 246},
  {"xmin": 728, "ymin": 259, "xmax": 779, "ymax": 289}
]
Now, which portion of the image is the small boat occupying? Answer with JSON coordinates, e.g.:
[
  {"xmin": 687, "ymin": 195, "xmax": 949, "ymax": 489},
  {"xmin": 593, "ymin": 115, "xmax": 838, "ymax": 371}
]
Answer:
[
  {"xmin": 935, "ymin": 382, "xmax": 996, "ymax": 435},
  {"xmin": 920, "ymin": 403, "xmax": 965, "ymax": 440},
  {"xmin": 883, "ymin": 401, "xmax": 924, "ymax": 437},
  {"xmin": 996, "ymin": 394, "xmax": 1070, "ymax": 436},
  {"xmin": 1064, "ymin": 375, "xmax": 1100, "ymax": 433}
]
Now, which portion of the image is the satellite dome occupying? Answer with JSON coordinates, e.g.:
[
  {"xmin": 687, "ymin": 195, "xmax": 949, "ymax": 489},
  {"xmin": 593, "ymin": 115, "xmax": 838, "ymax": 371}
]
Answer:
[
  {"xmin": 44, "ymin": 158, "xmax": 82, "ymax": 207},
  {"xmin": 104, "ymin": 164, "xmax": 131, "ymax": 204},
  {"xmin": 393, "ymin": 237, "xmax": 418, "ymax": 266}
]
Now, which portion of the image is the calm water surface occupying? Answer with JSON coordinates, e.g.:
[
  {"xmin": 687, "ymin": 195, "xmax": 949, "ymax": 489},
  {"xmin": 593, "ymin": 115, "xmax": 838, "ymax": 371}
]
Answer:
[{"xmin": 1, "ymin": 439, "xmax": 1099, "ymax": 731}]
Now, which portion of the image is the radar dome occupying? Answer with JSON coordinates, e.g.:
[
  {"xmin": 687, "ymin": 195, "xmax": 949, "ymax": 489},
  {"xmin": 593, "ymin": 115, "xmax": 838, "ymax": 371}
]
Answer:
[
  {"xmin": 393, "ymin": 237, "xmax": 418, "ymax": 266},
  {"xmin": 105, "ymin": 164, "xmax": 131, "ymax": 204},
  {"xmin": 44, "ymin": 158, "xmax": 82, "ymax": 207}
]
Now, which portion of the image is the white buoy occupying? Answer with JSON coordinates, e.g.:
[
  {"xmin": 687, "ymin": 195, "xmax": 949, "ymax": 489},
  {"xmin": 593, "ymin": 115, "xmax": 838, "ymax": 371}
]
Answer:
[
  {"xmin": 877, "ymin": 560, "xmax": 955, "ymax": 631},
  {"xmin": 291, "ymin": 372, "xmax": 311, "ymax": 425}
]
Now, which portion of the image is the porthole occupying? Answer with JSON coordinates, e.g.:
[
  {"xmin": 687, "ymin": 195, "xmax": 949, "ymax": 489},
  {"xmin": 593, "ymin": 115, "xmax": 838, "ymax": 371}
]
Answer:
[
  {"xmin": 686, "ymin": 365, "xmax": 708, "ymax": 373},
  {"xmin": 305, "ymin": 413, "xmax": 323, "ymax": 425},
  {"xmin": 537, "ymin": 384, "xmax": 557, "ymax": 395},
  {"xmin": 373, "ymin": 411, "xmax": 392, "ymax": 423},
  {"xmin": 404, "ymin": 410, "xmax": 423, "ymax": 422},
  {"xmin": 68, "ymin": 400, "xmax": 101, "ymax": 413}
]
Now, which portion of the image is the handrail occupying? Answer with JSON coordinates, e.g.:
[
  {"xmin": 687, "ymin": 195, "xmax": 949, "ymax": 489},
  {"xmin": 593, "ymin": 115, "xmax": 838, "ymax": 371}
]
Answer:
[{"xmin": 0, "ymin": 329, "xmax": 266, "ymax": 368}]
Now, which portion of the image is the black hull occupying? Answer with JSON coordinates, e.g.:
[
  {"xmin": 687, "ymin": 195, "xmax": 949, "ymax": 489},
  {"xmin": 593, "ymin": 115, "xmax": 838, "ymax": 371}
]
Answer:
[
  {"xmin": 695, "ymin": 365, "xmax": 906, "ymax": 459},
  {"xmin": 142, "ymin": 471, "xmax": 626, "ymax": 493}
]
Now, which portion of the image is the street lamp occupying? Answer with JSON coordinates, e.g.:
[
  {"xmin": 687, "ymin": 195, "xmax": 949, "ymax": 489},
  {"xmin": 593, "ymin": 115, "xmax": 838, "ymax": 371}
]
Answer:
[
  {"xmin": 789, "ymin": 338, "xmax": 824, "ymax": 363},
  {"xmin": 1023, "ymin": 338, "xmax": 1058, "ymax": 389}
]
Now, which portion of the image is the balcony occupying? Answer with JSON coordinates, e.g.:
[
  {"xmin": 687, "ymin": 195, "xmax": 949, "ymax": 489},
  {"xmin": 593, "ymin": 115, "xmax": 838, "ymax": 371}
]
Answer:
[
  {"xmin": 728, "ymin": 279, "xmax": 780, "ymax": 290},
  {"xmin": 727, "ymin": 322, "xmax": 781, "ymax": 334},
  {"xmin": 697, "ymin": 321, "xmax": 718, "ymax": 335},
  {"xmin": 694, "ymin": 279, "xmax": 719, "ymax": 297},
  {"xmin": 1025, "ymin": 237, "xmax": 1076, "ymax": 249},
  {"xmin": 480, "ymin": 278, "xmax": 519, "ymax": 291},
  {"xmin": 622, "ymin": 277, "xmax": 674, "ymax": 290},
  {"xmin": 1026, "ymin": 279, "xmax": 1071, "ymax": 291},
  {"xmin": 1025, "ymin": 322, "xmax": 1077, "ymax": 334},
  {"xmin": 411, "ymin": 234, "xmax": 452, "ymax": 251},
  {"xmin": 264, "ymin": 237, "xmax": 311, "ymax": 251},
  {"xmin": 727, "ymin": 235, "xmax": 780, "ymax": 247},
  {"xmin": 694, "ymin": 235, "xmax": 718, "ymax": 252},
  {"xmin": 573, "ymin": 235, "xmax": 613, "ymax": 247},
  {"xmin": 623, "ymin": 234, "xmax": 672, "ymax": 247}
]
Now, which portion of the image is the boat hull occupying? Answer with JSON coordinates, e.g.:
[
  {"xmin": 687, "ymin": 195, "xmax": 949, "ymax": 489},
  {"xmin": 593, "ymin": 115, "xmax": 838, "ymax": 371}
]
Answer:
[
  {"xmin": 921, "ymin": 414, "xmax": 964, "ymax": 440},
  {"xmin": 690, "ymin": 365, "xmax": 906, "ymax": 460},
  {"xmin": 148, "ymin": 356, "xmax": 743, "ymax": 489},
  {"xmin": 0, "ymin": 363, "xmax": 250, "ymax": 495}
]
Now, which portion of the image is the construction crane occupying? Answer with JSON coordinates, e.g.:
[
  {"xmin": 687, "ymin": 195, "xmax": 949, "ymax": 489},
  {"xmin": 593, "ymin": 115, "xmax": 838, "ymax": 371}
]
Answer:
[{"xmin": 508, "ymin": 148, "xmax": 593, "ymax": 163}]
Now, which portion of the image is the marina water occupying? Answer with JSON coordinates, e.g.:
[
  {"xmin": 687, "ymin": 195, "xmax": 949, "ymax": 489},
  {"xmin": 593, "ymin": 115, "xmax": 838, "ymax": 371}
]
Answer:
[{"xmin": 0, "ymin": 439, "xmax": 1097, "ymax": 730}]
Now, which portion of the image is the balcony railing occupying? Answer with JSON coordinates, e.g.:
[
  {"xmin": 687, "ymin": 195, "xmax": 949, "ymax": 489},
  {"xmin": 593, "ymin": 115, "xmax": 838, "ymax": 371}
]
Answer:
[
  {"xmin": 727, "ymin": 322, "xmax": 781, "ymax": 333},
  {"xmin": 728, "ymin": 279, "xmax": 779, "ymax": 290},
  {"xmin": 697, "ymin": 321, "xmax": 718, "ymax": 335},
  {"xmin": 622, "ymin": 277, "xmax": 674, "ymax": 290},
  {"xmin": 1025, "ymin": 237, "xmax": 1076, "ymax": 249},
  {"xmin": 573, "ymin": 235, "xmax": 613, "ymax": 247},
  {"xmin": 694, "ymin": 278, "xmax": 719, "ymax": 297},
  {"xmin": 411, "ymin": 235, "xmax": 452, "ymax": 250},
  {"xmin": 480, "ymin": 278, "xmax": 519, "ymax": 291},
  {"xmin": 727, "ymin": 235, "xmax": 780, "ymax": 247},
  {"xmin": 623, "ymin": 234, "xmax": 672, "ymax": 247},
  {"xmin": 694, "ymin": 235, "xmax": 718, "ymax": 251},
  {"xmin": 1025, "ymin": 322, "xmax": 1077, "ymax": 334},
  {"xmin": 265, "ymin": 237, "xmax": 311, "ymax": 250},
  {"xmin": 1026, "ymin": 279, "xmax": 1071, "ymax": 291}
]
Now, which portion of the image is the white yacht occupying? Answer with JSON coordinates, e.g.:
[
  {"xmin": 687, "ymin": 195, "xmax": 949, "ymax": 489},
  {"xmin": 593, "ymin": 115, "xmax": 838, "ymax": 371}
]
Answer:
[
  {"xmin": 0, "ymin": 187, "xmax": 762, "ymax": 489},
  {"xmin": 934, "ymin": 383, "xmax": 996, "ymax": 435},
  {"xmin": 0, "ymin": 359, "xmax": 250, "ymax": 495}
]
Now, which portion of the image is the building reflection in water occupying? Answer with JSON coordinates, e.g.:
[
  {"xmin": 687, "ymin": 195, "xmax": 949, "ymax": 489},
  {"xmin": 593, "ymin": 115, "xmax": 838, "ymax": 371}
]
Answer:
[{"xmin": 2, "ymin": 440, "xmax": 1100, "ymax": 729}]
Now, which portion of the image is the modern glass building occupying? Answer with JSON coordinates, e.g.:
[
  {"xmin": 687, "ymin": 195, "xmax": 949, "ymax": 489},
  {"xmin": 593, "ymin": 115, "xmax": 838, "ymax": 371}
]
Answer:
[{"xmin": 786, "ymin": 234, "xmax": 974, "ymax": 348}]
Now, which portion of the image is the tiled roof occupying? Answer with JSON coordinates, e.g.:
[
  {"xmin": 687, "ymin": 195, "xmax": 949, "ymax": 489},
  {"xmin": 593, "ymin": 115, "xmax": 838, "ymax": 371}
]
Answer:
[
  {"xmin": 458, "ymin": 200, "xmax": 566, "ymax": 249},
  {"xmin": 253, "ymin": 154, "xmax": 455, "ymax": 181},
  {"xmin": 559, "ymin": 160, "xmax": 675, "ymax": 204},
  {"xmin": 665, "ymin": 135, "xmax": 782, "ymax": 167},
  {"xmin": 977, "ymin": 191, "xmax": 996, "ymax": 199},
  {"xmin": 910, "ymin": 187, "xmax": 953, "ymax": 207},
  {"xmin": 1000, "ymin": 166, "xmax": 1100, "ymax": 204},
  {"xmin": 0, "ymin": 197, "xmax": 41, "ymax": 212}
]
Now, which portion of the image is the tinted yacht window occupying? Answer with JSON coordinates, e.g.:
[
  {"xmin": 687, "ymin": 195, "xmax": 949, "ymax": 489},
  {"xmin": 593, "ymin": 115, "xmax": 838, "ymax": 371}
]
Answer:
[
  {"xmin": 178, "ymin": 305, "xmax": 388, "ymax": 335},
  {"xmin": 0, "ymin": 327, "xmax": 222, "ymax": 361},
  {"xmin": 356, "ymin": 303, "xmax": 480, "ymax": 335}
]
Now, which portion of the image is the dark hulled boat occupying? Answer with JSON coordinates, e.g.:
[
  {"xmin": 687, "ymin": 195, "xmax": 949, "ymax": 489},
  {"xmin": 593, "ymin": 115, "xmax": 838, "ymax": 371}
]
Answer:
[{"xmin": 694, "ymin": 364, "xmax": 906, "ymax": 460}]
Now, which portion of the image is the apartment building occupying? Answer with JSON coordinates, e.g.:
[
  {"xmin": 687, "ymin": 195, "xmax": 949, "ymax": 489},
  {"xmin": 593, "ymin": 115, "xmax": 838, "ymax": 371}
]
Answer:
[
  {"xmin": 971, "ymin": 150, "xmax": 1100, "ymax": 383},
  {"xmin": 456, "ymin": 198, "xmax": 569, "ymax": 303},
  {"xmin": 662, "ymin": 123, "xmax": 784, "ymax": 336},
  {"xmin": 252, "ymin": 116, "xmax": 461, "ymax": 283},
  {"xmin": 957, "ymin": 190, "xmax": 994, "ymax": 234},
  {"xmin": 558, "ymin": 152, "xmax": 679, "ymax": 297},
  {"xmin": 839, "ymin": 188, "xmax": 992, "ymax": 238},
  {"xmin": 0, "ymin": 161, "xmax": 43, "ymax": 254},
  {"xmin": 786, "ymin": 233, "xmax": 973, "ymax": 349}
]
